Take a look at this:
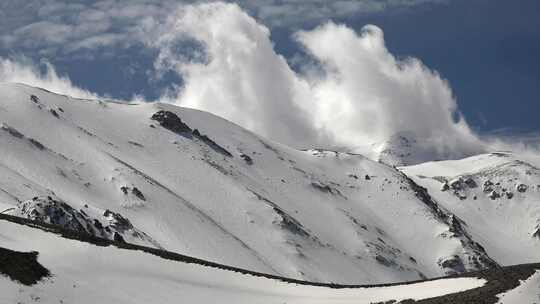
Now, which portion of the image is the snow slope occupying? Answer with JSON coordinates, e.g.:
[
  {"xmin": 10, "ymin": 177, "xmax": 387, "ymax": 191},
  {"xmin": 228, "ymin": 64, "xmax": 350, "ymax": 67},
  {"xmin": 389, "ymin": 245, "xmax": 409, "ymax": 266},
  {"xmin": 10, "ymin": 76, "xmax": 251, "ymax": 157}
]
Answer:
[
  {"xmin": 0, "ymin": 218, "xmax": 488, "ymax": 304},
  {"xmin": 496, "ymin": 270, "xmax": 540, "ymax": 304},
  {"xmin": 402, "ymin": 152, "xmax": 540, "ymax": 266},
  {"xmin": 0, "ymin": 82, "xmax": 528, "ymax": 285}
]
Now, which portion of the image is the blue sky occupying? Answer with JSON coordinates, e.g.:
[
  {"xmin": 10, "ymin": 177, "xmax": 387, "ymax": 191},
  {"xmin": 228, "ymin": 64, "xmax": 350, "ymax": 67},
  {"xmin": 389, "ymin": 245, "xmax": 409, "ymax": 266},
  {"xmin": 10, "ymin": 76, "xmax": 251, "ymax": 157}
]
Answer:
[{"xmin": 1, "ymin": 0, "xmax": 539, "ymax": 149}]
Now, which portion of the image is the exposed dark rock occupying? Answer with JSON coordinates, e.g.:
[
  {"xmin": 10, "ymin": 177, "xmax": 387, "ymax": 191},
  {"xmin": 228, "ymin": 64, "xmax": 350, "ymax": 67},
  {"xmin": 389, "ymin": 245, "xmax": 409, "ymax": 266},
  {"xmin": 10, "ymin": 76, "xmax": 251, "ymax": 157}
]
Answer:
[
  {"xmin": 1, "ymin": 123, "xmax": 24, "ymax": 138},
  {"xmin": 28, "ymin": 138, "xmax": 45, "ymax": 150},
  {"xmin": 240, "ymin": 153, "xmax": 253, "ymax": 165},
  {"xmin": 93, "ymin": 219, "xmax": 103, "ymax": 230},
  {"xmin": 30, "ymin": 95, "xmax": 39, "ymax": 103},
  {"xmin": 483, "ymin": 180, "xmax": 494, "ymax": 193},
  {"xmin": 375, "ymin": 254, "xmax": 397, "ymax": 267},
  {"xmin": 516, "ymin": 183, "xmax": 528, "ymax": 193},
  {"xmin": 311, "ymin": 182, "xmax": 333, "ymax": 193},
  {"xmin": 533, "ymin": 228, "xmax": 540, "ymax": 239},
  {"xmin": 49, "ymin": 109, "xmax": 59, "ymax": 118},
  {"xmin": 365, "ymin": 175, "xmax": 371, "ymax": 180},
  {"xmin": 119, "ymin": 186, "xmax": 146, "ymax": 201},
  {"xmin": 505, "ymin": 192, "xmax": 514, "ymax": 199},
  {"xmin": 463, "ymin": 177, "xmax": 477, "ymax": 188},
  {"xmin": 131, "ymin": 187, "xmax": 146, "ymax": 201},
  {"xmin": 449, "ymin": 178, "xmax": 463, "ymax": 190},
  {"xmin": 120, "ymin": 186, "xmax": 128, "ymax": 195},
  {"xmin": 113, "ymin": 232, "xmax": 125, "ymax": 243},
  {"xmin": 193, "ymin": 129, "xmax": 233, "ymax": 157},
  {"xmin": 151, "ymin": 110, "xmax": 192, "ymax": 134},
  {"xmin": 7, "ymin": 197, "xmax": 156, "ymax": 246},
  {"xmin": 204, "ymin": 159, "xmax": 230, "ymax": 175},
  {"xmin": 0, "ymin": 247, "xmax": 50, "ymax": 285},
  {"xmin": 274, "ymin": 207, "xmax": 310, "ymax": 238},
  {"xmin": 128, "ymin": 141, "xmax": 144, "ymax": 147},
  {"xmin": 488, "ymin": 191, "xmax": 500, "ymax": 200},
  {"xmin": 310, "ymin": 182, "xmax": 344, "ymax": 198},
  {"xmin": 441, "ymin": 183, "xmax": 449, "ymax": 191}
]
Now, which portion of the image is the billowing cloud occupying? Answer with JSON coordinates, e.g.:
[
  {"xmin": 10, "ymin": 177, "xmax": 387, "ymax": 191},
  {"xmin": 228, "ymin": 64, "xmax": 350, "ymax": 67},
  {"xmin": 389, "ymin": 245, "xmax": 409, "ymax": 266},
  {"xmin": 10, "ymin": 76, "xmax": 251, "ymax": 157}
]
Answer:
[
  {"xmin": 144, "ymin": 2, "xmax": 484, "ymax": 160},
  {"xmin": 0, "ymin": 1, "xmax": 498, "ymax": 161},
  {"xmin": 295, "ymin": 23, "xmax": 485, "ymax": 157},
  {"xmin": 147, "ymin": 2, "xmax": 325, "ymax": 146}
]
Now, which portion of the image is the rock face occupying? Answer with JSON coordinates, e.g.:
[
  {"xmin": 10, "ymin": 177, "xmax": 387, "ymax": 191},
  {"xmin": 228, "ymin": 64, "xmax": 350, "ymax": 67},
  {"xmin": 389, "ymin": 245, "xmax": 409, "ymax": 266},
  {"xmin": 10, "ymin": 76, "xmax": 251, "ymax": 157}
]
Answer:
[
  {"xmin": 7, "ymin": 196, "xmax": 160, "ymax": 248},
  {"xmin": 151, "ymin": 110, "xmax": 192, "ymax": 134},
  {"xmin": 403, "ymin": 174, "xmax": 499, "ymax": 275},
  {"xmin": 0, "ymin": 247, "xmax": 50, "ymax": 286},
  {"xmin": 516, "ymin": 184, "xmax": 528, "ymax": 193},
  {"xmin": 151, "ymin": 110, "xmax": 232, "ymax": 157}
]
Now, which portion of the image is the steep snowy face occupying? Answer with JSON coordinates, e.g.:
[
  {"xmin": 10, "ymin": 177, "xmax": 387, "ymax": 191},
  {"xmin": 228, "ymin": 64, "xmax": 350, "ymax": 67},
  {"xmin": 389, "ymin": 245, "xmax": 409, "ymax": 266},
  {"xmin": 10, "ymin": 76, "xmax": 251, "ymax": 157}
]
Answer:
[
  {"xmin": 402, "ymin": 152, "xmax": 540, "ymax": 265},
  {"xmin": 0, "ymin": 83, "xmax": 503, "ymax": 284}
]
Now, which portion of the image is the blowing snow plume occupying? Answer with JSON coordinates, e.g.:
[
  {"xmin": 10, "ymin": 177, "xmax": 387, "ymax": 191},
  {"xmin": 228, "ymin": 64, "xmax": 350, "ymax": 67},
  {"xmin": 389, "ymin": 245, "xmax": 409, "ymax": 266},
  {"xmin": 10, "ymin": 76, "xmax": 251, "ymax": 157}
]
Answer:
[
  {"xmin": 145, "ymin": 2, "xmax": 486, "ymax": 163},
  {"xmin": 0, "ymin": 58, "xmax": 97, "ymax": 100},
  {"xmin": 1, "ymin": 2, "xmax": 488, "ymax": 164}
]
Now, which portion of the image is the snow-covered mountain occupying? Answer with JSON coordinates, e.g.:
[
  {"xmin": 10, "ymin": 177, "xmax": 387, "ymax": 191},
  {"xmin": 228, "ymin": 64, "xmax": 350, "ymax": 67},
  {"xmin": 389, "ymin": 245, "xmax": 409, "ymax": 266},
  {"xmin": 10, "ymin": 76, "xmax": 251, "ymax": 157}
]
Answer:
[
  {"xmin": 402, "ymin": 152, "xmax": 540, "ymax": 266},
  {"xmin": 1, "ymin": 213, "xmax": 539, "ymax": 304},
  {"xmin": 1, "ymin": 82, "xmax": 540, "ymax": 301}
]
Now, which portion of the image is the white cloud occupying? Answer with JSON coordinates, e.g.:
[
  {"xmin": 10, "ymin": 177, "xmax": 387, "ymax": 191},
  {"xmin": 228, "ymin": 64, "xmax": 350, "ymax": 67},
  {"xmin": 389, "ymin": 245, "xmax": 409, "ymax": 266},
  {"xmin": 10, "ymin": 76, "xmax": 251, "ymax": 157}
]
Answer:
[
  {"xmin": 144, "ymin": 2, "xmax": 484, "ymax": 160},
  {"xmin": 2, "ymin": 1, "xmax": 515, "ymax": 162},
  {"xmin": 146, "ymin": 2, "xmax": 325, "ymax": 146},
  {"xmin": 295, "ymin": 22, "xmax": 485, "ymax": 157}
]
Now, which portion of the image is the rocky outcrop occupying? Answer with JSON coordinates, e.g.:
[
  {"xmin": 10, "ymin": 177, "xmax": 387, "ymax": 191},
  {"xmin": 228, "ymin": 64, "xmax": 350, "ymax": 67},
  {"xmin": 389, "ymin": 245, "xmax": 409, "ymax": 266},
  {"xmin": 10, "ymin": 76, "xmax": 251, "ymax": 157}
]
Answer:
[
  {"xmin": 7, "ymin": 196, "xmax": 159, "ymax": 248},
  {"xmin": 151, "ymin": 110, "xmax": 232, "ymax": 157},
  {"xmin": 151, "ymin": 110, "xmax": 192, "ymax": 134},
  {"xmin": 0, "ymin": 247, "xmax": 50, "ymax": 286},
  {"xmin": 403, "ymin": 173, "xmax": 498, "ymax": 275}
]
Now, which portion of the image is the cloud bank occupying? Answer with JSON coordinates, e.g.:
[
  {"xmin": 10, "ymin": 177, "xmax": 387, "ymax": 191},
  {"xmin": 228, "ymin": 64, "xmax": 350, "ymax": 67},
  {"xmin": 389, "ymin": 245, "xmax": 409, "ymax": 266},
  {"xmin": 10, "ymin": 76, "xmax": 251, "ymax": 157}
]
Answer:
[{"xmin": 0, "ymin": 1, "xmax": 503, "ymax": 161}]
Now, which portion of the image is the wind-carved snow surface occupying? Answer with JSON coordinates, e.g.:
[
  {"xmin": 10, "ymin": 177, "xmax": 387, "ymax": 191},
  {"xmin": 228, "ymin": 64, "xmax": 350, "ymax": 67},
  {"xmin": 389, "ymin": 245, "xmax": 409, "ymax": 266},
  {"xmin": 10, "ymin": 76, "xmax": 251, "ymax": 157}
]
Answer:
[
  {"xmin": 0, "ymin": 219, "xmax": 487, "ymax": 304},
  {"xmin": 0, "ymin": 83, "xmax": 537, "ymax": 286}
]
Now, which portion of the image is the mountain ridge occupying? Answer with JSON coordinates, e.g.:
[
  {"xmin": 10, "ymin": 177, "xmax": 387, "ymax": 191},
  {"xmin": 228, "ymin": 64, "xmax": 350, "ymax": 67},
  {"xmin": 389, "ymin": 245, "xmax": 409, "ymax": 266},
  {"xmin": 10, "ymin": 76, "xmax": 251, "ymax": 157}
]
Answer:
[{"xmin": 1, "ymin": 82, "xmax": 540, "ymax": 299}]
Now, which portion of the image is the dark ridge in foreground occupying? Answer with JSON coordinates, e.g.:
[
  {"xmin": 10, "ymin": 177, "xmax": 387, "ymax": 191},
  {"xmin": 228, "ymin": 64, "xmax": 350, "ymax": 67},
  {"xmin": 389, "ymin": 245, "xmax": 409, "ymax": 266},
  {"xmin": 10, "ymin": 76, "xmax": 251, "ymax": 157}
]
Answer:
[
  {"xmin": 0, "ymin": 247, "xmax": 50, "ymax": 286},
  {"xmin": 1, "ymin": 213, "xmax": 539, "ymax": 303}
]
